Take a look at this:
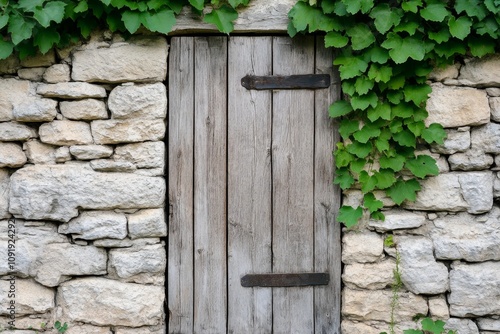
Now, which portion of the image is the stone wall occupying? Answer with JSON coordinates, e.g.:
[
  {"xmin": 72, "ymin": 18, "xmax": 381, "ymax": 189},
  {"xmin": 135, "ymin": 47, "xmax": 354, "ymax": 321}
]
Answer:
[
  {"xmin": 0, "ymin": 33, "xmax": 168, "ymax": 334},
  {"xmin": 342, "ymin": 56, "xmax": 500, "ymax": 334}
]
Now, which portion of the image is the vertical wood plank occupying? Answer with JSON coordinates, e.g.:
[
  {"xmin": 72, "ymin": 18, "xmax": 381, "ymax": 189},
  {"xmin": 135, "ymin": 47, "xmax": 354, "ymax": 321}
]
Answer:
[
  {"xmin": 193, "ymin": 36, "xmax": 228, "ymax": 333},
  {"xmin": 314, "ymin": 36, "xmax": 342, "ymax": 334},
  {"xmin": 168, "ymin": 37, "xmax": 195, "ymax": 334},
  {"xmin": 272, "ymin": 36, "xmax": 316, "ymax": 334},
  {"xmin": 227, "ymin": 36, "xmax": 273, "ymax": 334}
]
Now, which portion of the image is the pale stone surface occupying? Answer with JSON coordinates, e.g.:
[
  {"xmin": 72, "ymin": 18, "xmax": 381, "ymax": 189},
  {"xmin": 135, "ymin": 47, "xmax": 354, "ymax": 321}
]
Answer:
[
  {"xmin": 13, "ymin": 98, "xmax": 58, "ymax": 122},
  {"xmin": 65, "ymin": 324, "xmax": 112, "ymax": 334},
  {"xmin": 494, "ymin": 173, "xmax": 500, "ymax": 198},
  {"xmin": 39, "ymin": 120, "xmax": 93, "ymax": 146},
  {"xmin": 133, "ymin": 168, "xmax": 164, "ymax": 177},
  {"xmin": 20, "ymin": 50, "xmax": 55, "ymax": 67},
  {"xmin": 58, "ymin": 211, "xmax": 127, "ymax": 240},
  {"xmin": 368, "ymin": 210, "xmax": 425, "ymax": 231},
  {"xmin": 34, "ymin": 243, "xmax": 107, "ymax": 286},
  {"xmin": 93, "ymin": 237, "xmax": 160, "ymax": 248},
  {"xmin": 449, "ymin": 150, "xmax": 494, "ymax": 171},
  {"xmin": 341, "ymin": 320, "xmax": 416, "ymax": 334},
  {"xmin": 57, "ymin": 278, "xmax": 164, "ymax": 326},
  {"xmin": 449, "ymin": 261, "xmax": 500, "ymax": 317},
  {"xmin": 90, "ymin": 159, "xmax": 136, "ymax": 172},
  {"xmin": 445, "ymin": 318, "xmax": 479, "ymax": 334},
  {"xmin": 459, "ymin": 172, "xmax": 494, "ymax": 214},
  {"xmin": 23, "ymin": 140, "xmax": 56, "ymax": 164},
  {"xmin": 432, "ymin": 129, "xmax": 470, "ymax": 154},
  {"xmin": 91, "ymin": 119, "xmax": 165, "ymax": 144},
  {"xmin": 343, "ymin": 189, "xmax": 395, "ymax": 208},
  {"xmin": 487, "ymin": 87, "xmax": 500, "ymax": 96},
  {"xmin": 9, "ymin": 164, "xmax": 165, "ymax": 222},
  {"xmin": 0, "ymin": 122, "xmax": 37, "ymax": 141},
  {"xmin": 342, "ymin": 288, "xmax": 428, "ymax": 322},
  {"xmin": 429, "ymin": 63, "xmax": 460, "ymax": 81},
  {"xmin": 472, "ymin": 123, "xmax": 500, "ymax": 153},
  {"xmin": 489, "ymin": 97, "xmax": 500, "ymax": 122},
  {"xmin": 54, "ymin": 146, "xmax": 71, "ymax": 163},
  {"xmin": 108, "ymin": 244, "xmax": 166, "ymax": 284},
  {"xmin": 43, "ymin": 64, "xmax": 71, "ymax": 83},
  {"xmin": 70, "ymin": 145, "xmax": 113, "ymax": 160},
  {"xmin": 0, "ymin": 170, "xmax": 9, "ymax": 219},
  {"xmin": 37, "ymin": 82, "xmax": 106, "ymax": 99},
  {"xmin": 128, "ymin": 208, "xmax": 167, "ymax": 239},
  {"xmin": 0, "ymin": 279, "xmax": 54, "ymax": 315},
  {"xmin": 426, "ymin": 83, "xmax": 490, "ymax": 128},
  {"xmin": 342, "ymin": 232, "xmax": 384, "ymax": 264},
  {"xmin": 478, "ymin": 318, "xmax": 500, "ymax": 331},
  {"xmin": 429, "ymin": 296, "xmax": 450, "ymax": 319},
  {"xmin": 397, "ymin": 236, "xmax": 449, "ymax": 294},
  {"xmin": 108, "ymin": 83, "xmax": 167, "ymax": 119},
  {"xmin": 72, "ymin": 37, "xmax": 168, "ymax": 83},
  {"xmin": 459, "ymin": 54, "xmax": 500, "ymax": 86},
  {"xmin": 0, "ymin": 78, "xmax": 32, "ymax": 121},
  {"xmin": 60, "ymin": 99, "xmax": 108, "ymax": 120},
  {"xmin": 432, "ymin": 209, "xmax": 500, "ymax": 262},
  {"xmin": 114, "ymin": 141, "xmax": 165, "ymax": 169},
  {"xmin": 17, "ymin": 67, "xmax": 46, "ymax": 81},
  {"xmin": 342, "ymin": 259, "xmax": 395, "ymax": 290},
  {"xmin": 0, "ymin": 143, "xmax": 27, "ymax": 168}
]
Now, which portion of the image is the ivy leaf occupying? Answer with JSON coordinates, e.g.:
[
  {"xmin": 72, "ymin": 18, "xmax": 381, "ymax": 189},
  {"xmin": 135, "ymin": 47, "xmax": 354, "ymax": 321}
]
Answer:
[
  {"xmin": 386, "ymin": 179, "xmax": 421, "ymax": 205},
  {"xmin": 359, "ymin": 171, "xmax": 377, "ymax": 193},
  {"xmin": 393, "ymin": 21, "xmax": 419, "ymax": 35},
  {"xmin": 229, "ymin": 0, "xmax": 250, "ymax": 8},
  {"xmin": 420, "ymin": 3, "xmax": 449, "ymax": 22},
  {"xmin": 141, "ymin": 8, "xmax": 176, "ymax": 34},
  {"xmin": 347, "ymin": 141, "xmax": 373, "ymax": 158},
  {"xmin": 342, "ymin": 0, "xmax": 373, "ymax": 14},
  {"xmin": 353, "ymin": 123, "xmax": 381, "ymax": 143},
  {"xmin": 34, "ymin": 1, "xmax": 67, "ymax": 27},
  {"xmin": 380, "ymin": 155, "xmax": 405, "ymax": 171},
  {"xmin": 375, "ymin": 169, "xmax": 396, "ymax": 189},
  {"xmin": 351, "ymin": 92, "xmax": 378, "ymax": 110},
  {"xmin": 122, "ymin": 10, "xmax": 143, "ymax": 33},
  {"xmin": 321, "ymin": 0, "xmax": 337, "ymax": 14},
  {"xmin": 164, "ymin": 0, "xmax": 185, "ymax": 14},
  {"xmin": 421, "ymin": 123, "xmax": 446, "ymax": 144},
  {"xmin": 369, "ymin": 4, "xmax": 402, "ymax": 34},
  {"xmin": 448, "ymin": 16, "xmax": 472, "ymax": 39},
  {"xmin": 434, "ymin": 40, "xmax": 466, "ymax": 58},
  {"xmin": 18, "ymin": 0, "xmax": 45, "ymax": 12},
  {"xmin": 354, "ymin": 76, "xmax": 375, "ymax": 95},
  {"xmin": 350, "ymin": 158, "xmax": 366, "ymax": 173},
  {"xmin": 0, "ymin": 39, "xmax": 14, "ymax": 60},
  {"xmin": 8, "ymin": 14, "xmax": 36, "ymax": 45},
  {"xmin": 407, "ymin": 120, "xmax": 425, "ymax": 136},
  {"xmin": 468, "ymin": 36, "xmax": 496, "ymax": 57},
  {"xmin": 475, "ymin": 17, "xmax": 500, "ymax": 38},
  {"xmin": 404, "ymin": 84, "xmax": 432, "ymax": 106},
  {"xmin": 342, "ymin": 80, "xmax": 356, "ymax": 96},
  {"xmin": 335, "ymin": 143, "xmax": 354, "ymax": 167},
  {"xmin": 368, "ymin": 63, "xmax": 392, "ymax": 83},
  {"xmin": 366, "ymin": 46, "xmax": 390, "ymax": 64},
  {"xmin": 325, "ymin": 31, "xmax": 348, "ymax": 48},
  {"xmin": 78, "ymin": 16, "xmax": 97, "ymax": 38},
  {"xmin": 289, "ymin": 1, "xmax": 340, "ymax": 33},
  {"xmin": 203, "ymin": 6, "xmax": 238, "ymax": 34},
  {"xmin": 455, "ymin": 0, "xmax": 488, "ymax": 20},
  {"xmin": 346, "ymin": 24, "xmax": 375, "ymax": 51},
  {"xmin": 405, "ymin": 155, "xmax": 439, "ymax": 178},
  {"xmin": 382, "ymin": 34, "xmax": 426, "ymax": 64},
  {"xmin": 392, "ymin": 103, "xmax": 414, "ymax": 119},
  {"xmin": 421, "ymin": 318, "xmax": 446, "ymax": 333},
  {"xmin": 337, "ymin": 205, "xmax": 363, "ymax": 228},
  {"xmin": 485, "ymin": 0, "xmax": 500, "ymax": 13},
  {"xmin": 339, "ymin": 119, "xmax": 360, "ymax": 138},
  {"xmin": 33, "ymin": 27, "xmax": 60, "ymax": 54},
  {"xmin": 329, "ymin": 100, "xmax": 353, "ymax": 118},
  {"xmin": 189, "ymin": 0, "xmax": 204, "ymax": 11},
  {"xmin": 74, "ymin": 1, "xmax": 89, "ymax": 13},
  {"xmin": 403, "ymin": 330, "xmax": 423, "ymax": 334},
  {"xmin": 393, "ymin": 130, "xmax": 416, "ymax": 147},
  {"xmin": 364, "ymin": 192, "xmax": 384, "ymax": 213},
  {"xmin": 428, "ymin": 29, "xmax": 450, "ymax": 43},
  {"xmin": 387, "ymin": 90, "xmax": 404, "ymax": 104},
  {"xmin": 0, "ymin": 13, "xmax": 9, "ymax": 30},
  {"xmin": 368, "ymin": 103, "xmax": 391, "ymax": 122},
  {"xmin": 401, "ymin": 0, "xmax": 422, "ymax": 13},
  {"xmin": 334, "ymin": 168, "xmax": 355, "ymax": 189},
  {"xmin": 334, "ymin": 55, "xmax": 369, "ymax": 80},
  {"xmin": 106, "ymin": 11, "xmax": 124, "ymax": 31}
]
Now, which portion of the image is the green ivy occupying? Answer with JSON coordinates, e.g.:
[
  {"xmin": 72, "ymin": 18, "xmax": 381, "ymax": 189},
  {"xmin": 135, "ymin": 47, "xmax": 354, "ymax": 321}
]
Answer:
[
  {"xmin": 288, "ymin": 0, "xmax": 500, "ymax": 227},
  {"xmin": 0, "ymin": 0, "xmax": 246, "ymax": 60}
]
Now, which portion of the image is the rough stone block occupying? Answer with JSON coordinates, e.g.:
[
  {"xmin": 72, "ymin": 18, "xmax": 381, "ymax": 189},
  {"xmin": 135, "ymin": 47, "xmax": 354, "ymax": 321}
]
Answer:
[
  {"xmin": 37, "ymin": 82, "xmax": 106, "ymax": 99},
  {"xmin": 43, "ymin": 64, "xmax": 71, "ymax": 83},
  {"xmin": 428, "ymin": 63, "xmax": 460, "ymax": 81},
  {"xmin": 0, "ymin": 54, "xmax": 20, "ymax": 74},
  {"xmin": 368, "ymin": 210, "xmax": 425, "ymax": 231},
  {"xmin": 58, "ymin": 277, "xmax": 164, "ymax": 326},
  {"xmin": 60, "ymin": 99, "xmax": 108, "ymax": 120},
  {"xmin": 0, "ymin": 78, "xmax": 32, "ymax": 121},
  {"xmin": 342, "ymin": 232, "xmax": 384, "ymax": 264},
  {"xmin": 114, "ymin": 141, "xmax": 165, "ymax": 169},
  {"xmin": 428, "ymin": 295, "xmax": 450, "ymax": 319},
  {"xmin": 127, "ymin": 208, "xmax": 167, "ymax": 239},
  {"xmin": 472, "ymin": 123, "xmax": 500, "ymax": 153},
  {"xmin": 489, "ymin": 97, "xmax": 500, "ymax": 122},
  {"xmin": 9, "ymin": 164, "xmax": 165, "ymax": 222},
  {"xmin": 90, "ymin": 159, "xmax": 136, "ymax": 172},
  {"xmin": 39, "ymin": 120, "xmax": 93, "ymax": 146},
  {"xmin": 459, "ymin": 54, "xmax": 500, "ymax": 86},
  {"xmin": 20, "ymin": 50, "xmax": 55, "ymax": 67},
  {"xmin": 432, "ymin": 129, "xmax": 470, "ymax": 155},
  {"xmin": 108, "ymin": 83, "xmax": 167, "ymax": 119},
  {"xmin": 445, "ymin": 318, "xmax": 479, "ymax": 334},
  {"xmin": 0, "ymin": 143, "xmax": 27, "ymax": 168},
  {"xmin": 0, "ymin": 170, "xmax": 9, "ymax": 219},
  {"xmin": 64, "ymin": 324, "xmax": 113, "ymax": 334},
  {"xmin": 478, "ymin": 318, "xmax": 500, "ymax": 331},
  {"xmin": 0, "ymin": 122, "xmax": 37, "ymax": 141},
  {"xmin": 0, "ymin": 279, "xmax": 54, "ymax": 315},
  {"xmin": 72, "ymin": 37, "xmax": 168, "ymax": 83},
  {"xmin": 54, "ymin": 146, "xmax": 71, "ymax": 163},
  {"xmin": 12, "ymin": 98, "xmax": 58, "ymax": 122},
  {"xmin": 70, "ymin": 145, "xmax": 113, "ymax": 160},
  {"xmin": 17, "ymin": 67, "xmax": 46, "ymax": 81},
  {"xmin": 342, "ymin": 259, "xmax": 395, "ymax": 290},
  {"xmin": 58, "ymin": 211, "xmax": 127, "ymax": 240},
  {"xmin": 91, "ymin": 119, "xmax": 165, "ymax": 144},
  {"xmin": 23, "ymin": 140, "xmax": 56, "ymax": 164},
  {"xmin": 449, "ymin": 150, "xmax": 494, "ymax": 171},
  {"xmin": 114, "ymin": 326, "xmax": 165, "ymax": 334}
]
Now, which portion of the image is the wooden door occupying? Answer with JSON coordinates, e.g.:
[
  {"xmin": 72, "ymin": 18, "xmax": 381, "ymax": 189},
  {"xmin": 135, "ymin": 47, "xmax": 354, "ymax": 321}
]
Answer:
[{"xmin": 168, "ymin": 36, "xmax": 341, "ymax": 334}]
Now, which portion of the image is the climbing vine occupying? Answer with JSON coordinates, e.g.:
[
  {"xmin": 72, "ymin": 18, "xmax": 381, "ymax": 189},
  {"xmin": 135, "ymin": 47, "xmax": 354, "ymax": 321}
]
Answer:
[{"xmin": 288, "ymin": 0, "xmax": 500, "ymax": 227}]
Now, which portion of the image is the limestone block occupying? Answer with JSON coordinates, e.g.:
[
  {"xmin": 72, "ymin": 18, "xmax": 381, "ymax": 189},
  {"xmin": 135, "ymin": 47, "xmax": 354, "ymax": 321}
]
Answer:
[
  {"xmin": 445, "ymin": 318, "xmax": 479, "ymax": 334},
  {"xmin": 20, "ymin": 50, "xmax": 55, "ymax": 67},
  {"xmin": 495, "ymin": 173, "xmax": 500, "ymax": 198},
  {"xmin": 60, "ymin": 99, "xmax": 108, "ymax": 120},
  {"xmin": 58, "ymin": 211, "xmax": 127, "ymax": 240},
  {"xmin": 432, "ymin": 129, "xmax": 470, "ymax": 154},
  {"xmin": 472, "ymin": 123, "xmax": 500, "ymax": 153},
  {"xmin": 342, "ymin": 259, "xmax": 395, "ymax": 290},
  {"xmin": 428, "ymin": 63, "xmax": 460, "ymax": 81},
  {"xmin": 459, "ymin": 54, "xmax": 500, "ymax": 86},
  {"xmin": 70, "ymin": 145, "xmax": 113, "ymax": 160},
  {"xmin": 39, "ymin": 120, "xmax": 93, "ymax": 146},
  {"xmin": 343, "ymin": 189, "xmax": 395, "ymax": 208},
  {"xmin": 0, "ymin": 143, "xmax": 27, "ymax": 168},
  {"xmin": 17, "ymin": 67, "xmax": 45, "ymax": 81},
  {"xmin": 0, "ymin": 78, "xmax": 32, "ymax": 121},
  {"xmin": 43, "ymin": 64, "xmax": 71, "ymax": 83},
  {"xmin": 490, "ymin": 97, "xmax": 500, "ymax": 122},
  {"xmin": 487, "ymin": 87, "xmax": 500, "ymax": 96},
  {"xmin": 127, "ymin": 208, "xmax": 166, "ymax": 239},
  {"xmin": 12, "ymin": 98, "xmax": 58, "ymax": 122},
  {"xmin": 114, "ymin": 326, "xmax": 165, "ymax": 334},
  {"xmin": 108, "ymin": 83, "xmax": 167, "ymax": 120},
  {"xmin": 405, "ymin": 172, "xmax": 493, "ymax": 214},
  {"xmin": 342, "ymin": 288, "xmax": 428, "ymax": 322},
  {"xmin": 132, "ymin": 168, "xmax": 164, "ymax": 177},
  {"xmin": 431, "ymin": 208, "xmax": 500, "ymax": 262},
  {"xmin": 0, "ymin": 279, "xmax": 54, "ymax": 315},
  {"xmin": 429, "ymin": 296, "xmax": 450, "ymax": 319},
  {"xmin": 342, "ymin": 232, "xmax": 384, "ymax": 264},
  {"xmin": 90, "ymin": 159, "xmax": 136, "ymax": 172},
  {"xmin": 478, "ymin": 318, "xmax": 500, "ymax": 331},
  {"xmin": 0, "ymin": 170, "xmax": 9, "ymax": 219},
  {"xmin": 0, "ymin": 54, "xmax": 20, "ymax": 74},
  {"xmin": 93, "ymin": 238, "xmax": 134, "ymax": 248},
  {"xmin": 91, "ymin": 119, "xmax": 165, "ymax": 144},
  {"xmin": 9, "ymin": 164, "xmax": 165, "ymax": 222},
  {"xmin": 57, "ymin": 277, "xmax": 164, "ymax": 326},
  {"xmin": 23, "ymin": 140, "xmax": 56, "ymax": 164},
  {"xmin": 108, "ymin": 244, "xmax": 166, "ymax": 284},
  {"xmin": 368, "ymin": 210, "xmax": 425, "ymax": 231},
  {"xmin": 0, "ymin": 122, "xmax": 37, "ymax": 141},
  {"xmin": 449, "ymin": 261, "xmax": 500, "ymax": 316},
  {"xmin": 65, "ymin": 324, "xmax": 113, "ymax": 334},
  {"xmin": 54, "ymin": 146, "xmax": 71, "ymax": 163},
  {"xmin": 114, "ymin": 141, "xmax": 165, "ymax": 169},
  {"xmin": 426, "ymin": 83, "xmax": 490, "ymax": 128},
  {"xmin": 449, "ymin": 150, "xmax": 494, "ymax": 171},
  {"xmin": 72, "ymin": 37, "xmax": 168, "ymax": 83},
  {"xmin": 341, "ymin": 320, "xmax": 416, "ymax": 334},
  {"xmin": 397, "ymin": 236, "xmax": 449, "ymax": 294},
  {"xmin": 37, "ymin": 82, "xmax": 106, "ymax": 99},
  {"xmin": 34, "ymin": 243, "xmax": 107, "ymax": 286}
]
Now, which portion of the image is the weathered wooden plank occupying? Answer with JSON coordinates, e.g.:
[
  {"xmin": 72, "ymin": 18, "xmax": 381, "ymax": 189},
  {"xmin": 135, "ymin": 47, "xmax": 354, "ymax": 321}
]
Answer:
[
  {"xmin": 193, "ymin": 36, "xmax": 227, "ymax": 333},
  {"xmin": 227, "ymin": 37, "xmax": 273, "ymax": 334},
  {"xmin": 168, "ymin": 37, "xmax": 195, "ymax": 334},
  {"xmin": 272, "ymin": 35, "xmax": 316, "ymax": 334},
  {"xmin": 313, "ymin": 36, "xmax": 342, "ymax": 334},
  {"xmin": 241, "ymin": 74, "xmax": 330, "ymax": 90},
  {"xmin": 241, "ymin": 273, "xmax": 329, "ymax": 287}
]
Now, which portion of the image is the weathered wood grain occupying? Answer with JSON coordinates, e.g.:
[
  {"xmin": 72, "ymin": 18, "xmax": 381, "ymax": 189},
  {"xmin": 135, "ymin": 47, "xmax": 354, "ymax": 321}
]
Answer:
[{"xmin": 227, "ymin": 36, "xmax": 273, "ymax": 334}]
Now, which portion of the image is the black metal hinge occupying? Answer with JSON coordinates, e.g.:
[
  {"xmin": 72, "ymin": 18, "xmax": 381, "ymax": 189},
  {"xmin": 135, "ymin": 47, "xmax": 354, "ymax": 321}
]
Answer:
[
  {"xmin": 241, "ymin": 74, "xmax": 330, "ymax": 90},
  {"xmin": 241, "ymin": 273, "xmax": 330, "ymax": 287}
]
